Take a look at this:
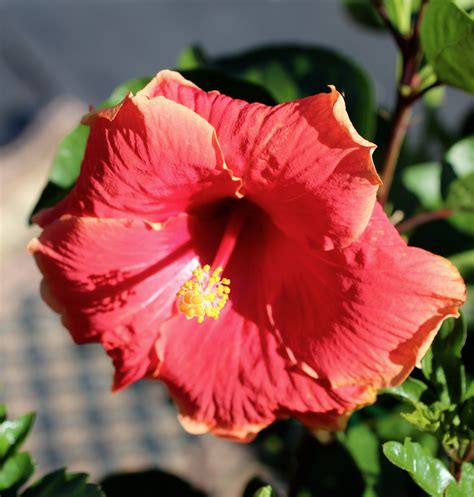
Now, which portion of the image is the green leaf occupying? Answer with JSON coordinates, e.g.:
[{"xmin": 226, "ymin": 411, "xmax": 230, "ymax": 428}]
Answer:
[
  {"xmin": 253, "ymin": 486, "xmax": 275, "ymax": 497},
  {"xmin": 0, "ymin": 406, "xmax": 6, "ymax": 423},
  {"xmin": 443, "ymin": 136, "xmax": 474, "ymax": 235},
  {"xmin": 447, "ymin": 173, "xmax": 474, "ymax": 213},
  {"xmin": 179, "ymin": 69, "xmax": 276, "ymax": 105},
  {"xmin": 445, "ymin": 463, "xmax": 474, "ymax": 497},
  {"xmin": 400, "ymin": 402, "xmax": 444, "ymax": 432},
  {"xmin": 380, "ymin": 377, "xmax": 429, "ymax": 405},
  {"xmin": 422, "ymin": 315, "xmax": 467, "ymax": 404},
  {"xmin": 0, "ymin": 452, "xmax": 35, "ymax": 491},
  {"xmin": 0, "ymin": 412, "xmax": 36, "ymax": 460},
  {"xmin": 421, "ymin": 0, "xmax": 474, "ymax": 94},
  {"xmin": 445, "ymin": 136, "xmax": 474, "ymax": 178},
  {"xmin": 342, "ymin": 424, "xmax": 380, "ymax": 495},
  {"xmin": 383, "ymin": 439, "xmax": 454, "ymax": 497},
  {"xmin": 48, "ymin": 124, "xmax": 88, "ymax": 189},
  {"xmin": 446, "ymin": 171, "xmax": 474, "ymax": 237},
  {"xmin": 102, "ymin": 78, "xmax": 152, "ymax": 108},
  {"xmin": 177, "ymin": 45, "xmax": 209, "ymax": 70},
  {"xmin": 22, "ymin": 469, "xmax": 104, "ymax": 497},
  {"xmin": 341, "ymin": 0, "xmax": 384, "ymax": 30},
  {"xmin": 449, "ymin": 250, "xmax": 474, "ymax": 282},
  {"xmin": 385, "ymin": 0, "xmax": 414, "ymax": 35},
  {"xmin": 183, "ymin": 44, "xmax": 376, "ymax": 139},
  {"xmin": 401, "ymin": 161, "xmax": 442, "ymax": 210},
  {"xmin": 458, "ymin": 462, "xmax": 474, "ymax": 496},
  {"xmin": 341, "ymin": 0, "xmax": 424, "ymax": 33}
]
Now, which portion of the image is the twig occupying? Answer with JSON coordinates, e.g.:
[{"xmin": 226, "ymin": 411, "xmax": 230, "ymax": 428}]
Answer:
[
  {"xmin": 377, "ymin": 95, "xmax": 413, "ymax": 206},
  {"xmin": 407, "ymin": 81, "xmax": 442, "ymax": 104},
  {"xmin": 376, "ymin": 0, "xmax": 432, "ymax": 205},
  {"xmin": 396, "ymin": 208, "xmax": 453, "ymax": 233},
  {"xmin": 371, "ymin": 0, "xmax": 408, "ymax": 52}
]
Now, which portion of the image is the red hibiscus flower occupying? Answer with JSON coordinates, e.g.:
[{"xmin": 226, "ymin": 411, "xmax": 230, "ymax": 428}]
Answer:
[{"xmin": 28, "ymin": 70, "xmax": 465, "ymax": 441}]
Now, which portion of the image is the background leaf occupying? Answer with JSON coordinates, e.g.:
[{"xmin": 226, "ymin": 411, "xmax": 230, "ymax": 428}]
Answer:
[
  {"xmin": 22, "ymin": 469, "xmax": 105, "ymax": 497},
  {"xmin": 446, "ymin": 173, "xmax": 474, "ymax": 236},
  {"xmin": 421, "ymin": 0, "xmax": 474, "ymax": 94},
  {"xmin": 402, "ymin": 161, "xmax": 442, "ymax": 210},
  {"xmin": 100, "ymin": 469, "xmax": 206, "ymax": 497},
  {"xmin": 422, "ymin": 315, "xmax": 467, "ymax": 404},
  {"xmin": 0, "ymin": 452, "xmax": 35, "ymax": 492},
  {"xmin": 179, "ymin": 44, "xmax": 376, "ymax": 139},
  {"xmin": 253, "ymin": 486, "xmax": 275, "ymax": 497}
]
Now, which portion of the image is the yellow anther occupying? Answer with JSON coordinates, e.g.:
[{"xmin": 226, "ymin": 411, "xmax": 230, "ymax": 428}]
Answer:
[{"xmin": 176, "ymin": 264, "xmax": 231, "ymax": 324}]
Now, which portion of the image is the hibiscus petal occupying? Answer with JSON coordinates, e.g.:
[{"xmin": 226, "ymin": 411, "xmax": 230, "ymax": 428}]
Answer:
[
  {"xmin": 154, "ymin": 211, "xmax": 376, "ymax": 440},
  {"xmin": 267, "ymin": 203, "xmax": 466, "ymax": 389},
  {"xmin": 28, "ymin": 214, "xmax": 202, "ymax": 390},
  {"xmin": 140, "ymin": 70, "xmax": 380, "ymax": 249},
  {"xmin": 157, "ymin": 309, "xmax": 376, "ymax": 441},
  {"xmin": 34, "ymin": 94, "xmax": 241, "ymax": 227}
]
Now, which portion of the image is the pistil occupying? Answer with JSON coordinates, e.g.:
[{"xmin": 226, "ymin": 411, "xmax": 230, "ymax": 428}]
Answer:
[{"xmin": 176, "ymin": 206, "xmax": 246, "ymax": 323}]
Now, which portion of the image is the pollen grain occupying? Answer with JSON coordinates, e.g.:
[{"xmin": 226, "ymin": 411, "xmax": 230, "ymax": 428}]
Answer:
[{"xmin": 176, "ymin": 265, "xmax": 231, "ymax": 323}]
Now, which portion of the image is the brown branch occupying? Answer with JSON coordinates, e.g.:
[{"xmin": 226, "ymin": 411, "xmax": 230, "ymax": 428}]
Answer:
[
  {"xmin": 407, "ymin": 81, "xmax": 442, "ymax": 104},
  {"xmin": 395, "ymin": 208, "xmax": 453, "ymax": 233},
  {"xmin": 371, "ymin": 0, "xmax": 408, "ymax": 53},
  {"xmin": 376, "ymin": 0, "xmax": 433, "ymax": 205}
]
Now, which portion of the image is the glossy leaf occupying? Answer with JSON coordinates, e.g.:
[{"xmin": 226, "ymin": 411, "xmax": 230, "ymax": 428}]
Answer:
[
  {"xmin": 22, "ymin": 469, "xmax": 105, "ymax": 497},
  {"xmin": 385, "ymin": 0, "xmax": 414, "ymax": 35},
  {"xmin": 253, "ymin": 486, "xmax": 275, "ymax": 497},
  {"xmin": 102, "ymin": 78, "xmax": 152, "ymax": 108},
  {"xmin": 447, "ymin": 173, "xmax": 474, "ymax": 212},
  {"xmin": 0, "ymin": 412, "xmax": 35, "ymax": 460},
  {"xmin": 400, "ymin": 402, "xmax": 445, "ymax": 433},
  {"xmin": 422, "ymin": 315, "xmax": 467, "ymax": 404},
  {"xmin": 449, "ymin": 250, "xmax": 474, "ymax": 283},
  {"xmin": 180, "ymin": 44, "xmax": 376, "ymax": 139},
  {"xmin": 446, "ymin": 136, "xmax": 474, "ymax": 178},
  {"xmin": 341, "ymin": 0, "xmax": 423, "ymax": 33},
  {"xmin": 48, "ymin": 124, "xmax": 89, "ymax": 189},
  {"xmin": 0, "ymin": 452, "xmax": 35, "ymax": 491},
  {"xmin": 445, "ymin": 463, "xmax": 474, "ymax": 497},
  {"xmin": 179, "ymin": 69, "xmax": 276, "ymax": 105},
  {"xmin": 341, "ymin": 0, "xmax": 384, "ymax": 29},
  {"xmin": 421, "ymin": 0, "xmax": 474, "ymax": 94},
  {"xmin": 380, "ymin": 377, "xmax": 429, "ymax": 405},
  {"xmin": 342, "ymin": 424, "xmax": 380, "ymax": 496},
  {"xmin": 383, "ymin": 439, "xmax": 454, "ymax": 497},
  {"xmin": 401, "ymin": 161, "xmax": 442, "ymax": 210},
  {"xmin": 446, "ymin": 172, "xmax": 474, "ymax": 238},
  {"xmin": 177, "ymin": 45, "xmax": 208, "ymax": 70}
]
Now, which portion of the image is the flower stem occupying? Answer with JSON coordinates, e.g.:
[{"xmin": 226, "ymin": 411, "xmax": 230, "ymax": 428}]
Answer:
[
  {"xmin": 395, "ymin": 208, "xmax": 453, "ymax": 233},
  {"xmin": 444, "ymin": 439, "xmax": 473, "ymax": 482},
  {"xmin": 377, "ymin": 96, "xmax": 413, "ymax": 205},
  {"xmin": 374, "ymin": 0, "xmax": 433, "ymax": 205}
]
